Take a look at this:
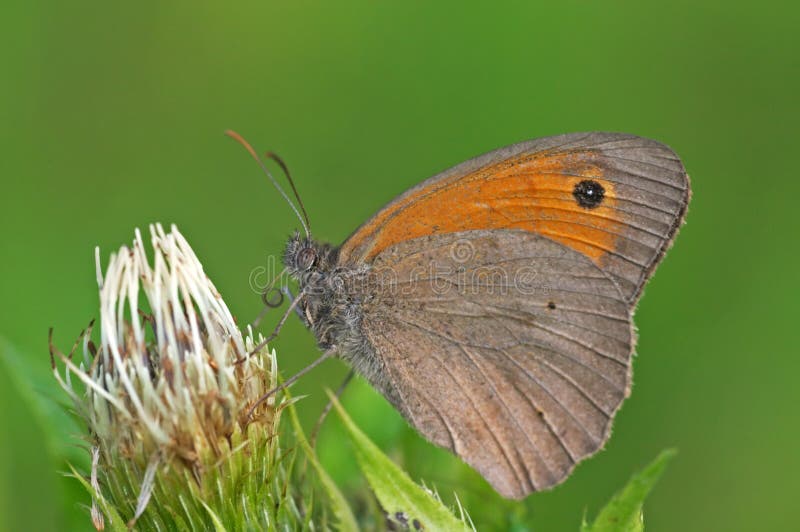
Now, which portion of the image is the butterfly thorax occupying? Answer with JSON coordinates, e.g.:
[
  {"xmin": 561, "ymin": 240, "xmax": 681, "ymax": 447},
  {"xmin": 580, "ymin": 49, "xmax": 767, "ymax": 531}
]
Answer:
[{"xmin": 283, "ymin": 234, "xmax": 371, "ymax": 356}]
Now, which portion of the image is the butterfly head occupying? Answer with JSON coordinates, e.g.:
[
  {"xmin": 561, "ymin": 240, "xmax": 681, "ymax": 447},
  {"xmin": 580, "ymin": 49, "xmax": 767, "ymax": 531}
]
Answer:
[{"xmin": 283, "ymin": 232, "xmax": 337, "ymax": 280}]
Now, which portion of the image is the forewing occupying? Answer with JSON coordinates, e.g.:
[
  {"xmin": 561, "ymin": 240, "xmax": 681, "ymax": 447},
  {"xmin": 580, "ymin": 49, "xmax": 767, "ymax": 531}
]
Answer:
[
  {"xmin": 339, "ymin": 132, "xmax": 689, "ymax": 303},
  {"xmin": 358, "ymin": 231, "xmax": 633, "ymax": 499}
]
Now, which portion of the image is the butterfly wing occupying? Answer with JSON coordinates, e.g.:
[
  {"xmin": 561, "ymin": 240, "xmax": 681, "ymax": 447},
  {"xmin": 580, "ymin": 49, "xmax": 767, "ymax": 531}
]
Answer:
[
  {"xmin": 352, "ymin": 230, "xmax": 632, "ymax": 498},
  {"xmin": 339, "ymin": 132, "xmax": 690, "ymax": 303},
  {"xmin": 337, "ymin": 132, "xmax": 689, "ymax": 498}
]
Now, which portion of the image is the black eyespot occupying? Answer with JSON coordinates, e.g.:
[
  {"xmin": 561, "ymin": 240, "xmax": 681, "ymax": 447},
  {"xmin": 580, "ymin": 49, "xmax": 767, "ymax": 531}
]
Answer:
[
  {"xmin": 573, "ymin": 179, "xmax": 605, "ymax": 209},
  {"xmin": 547, "ymin": 301, "xmax": 556, "ymax": 310}
]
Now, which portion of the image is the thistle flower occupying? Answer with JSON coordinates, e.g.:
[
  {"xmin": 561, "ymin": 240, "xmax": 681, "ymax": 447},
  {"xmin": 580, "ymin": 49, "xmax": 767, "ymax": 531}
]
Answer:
[{"xmin": 51, "ymin": 224, "xmax": 310, "ymax": 530}]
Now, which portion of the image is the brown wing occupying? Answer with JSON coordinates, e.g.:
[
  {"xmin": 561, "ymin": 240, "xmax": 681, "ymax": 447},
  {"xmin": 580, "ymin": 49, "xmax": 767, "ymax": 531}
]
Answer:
[
  {"xmin": 340, "ymin": 132, "xmax": 689, "ymax": 303},
  {"xmin": 355, "ymin": 231, "xmax": 633, "ymax": 499}
]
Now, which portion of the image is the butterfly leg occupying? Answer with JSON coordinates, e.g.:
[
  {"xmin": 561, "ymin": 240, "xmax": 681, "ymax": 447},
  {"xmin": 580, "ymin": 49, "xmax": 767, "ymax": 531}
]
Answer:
[
  {"xmin": 282, "ymin": 286, "xmax": 307, "ymax": 322},
  {"xmin": 245, "ymin": 347, "xmax": 336, "ymax": 424},
  {"xmin": 310, "ymin": 369, "xmax": 355, "ymax": 447},
  {"xmin": 245, "ymin": 287, "xmax": 307, "ymax": 359}
]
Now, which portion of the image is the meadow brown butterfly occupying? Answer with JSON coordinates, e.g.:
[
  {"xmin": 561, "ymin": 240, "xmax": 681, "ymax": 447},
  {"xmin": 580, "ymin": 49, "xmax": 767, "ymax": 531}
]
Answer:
[{"xmin": 243, "ymin": 132, "xmax": 690, "ymax": 499}]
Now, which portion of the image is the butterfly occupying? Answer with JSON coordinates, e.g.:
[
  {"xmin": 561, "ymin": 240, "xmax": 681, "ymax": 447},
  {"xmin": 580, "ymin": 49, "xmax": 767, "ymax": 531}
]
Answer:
[{"xmin": 236, "ymin": 131, "xmax": 690, "ymax": 499}]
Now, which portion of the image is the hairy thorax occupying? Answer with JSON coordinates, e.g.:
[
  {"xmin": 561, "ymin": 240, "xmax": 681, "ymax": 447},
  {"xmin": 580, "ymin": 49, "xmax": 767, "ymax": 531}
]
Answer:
[
  {"xmin": 282, "ymin": 234, "xmax": 411, "ymax": 413},
  {"xmin": 284, "ymin": 235, "xmax": 371, "ymax": 358}
]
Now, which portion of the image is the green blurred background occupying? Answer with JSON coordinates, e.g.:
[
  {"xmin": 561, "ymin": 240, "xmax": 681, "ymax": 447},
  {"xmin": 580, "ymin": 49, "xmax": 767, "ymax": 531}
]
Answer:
[{"xmin": 1, "ymin": 1, "xmax": 798, "ymax": 530}]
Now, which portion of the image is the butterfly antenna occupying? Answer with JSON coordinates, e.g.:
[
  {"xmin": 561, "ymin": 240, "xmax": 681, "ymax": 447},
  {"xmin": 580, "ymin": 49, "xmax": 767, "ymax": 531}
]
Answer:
[
  {"xmin": 263, "ymin": 151, "xmax": 311, "ymax": 236},
  {"xmin": 225, "ymin": 130, "xmax": 311, "ymax": 237}
]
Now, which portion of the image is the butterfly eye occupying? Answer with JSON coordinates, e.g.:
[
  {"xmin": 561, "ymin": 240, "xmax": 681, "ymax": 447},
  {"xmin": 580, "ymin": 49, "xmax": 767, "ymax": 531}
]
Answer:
[{"xmin": 297, "ymin": 247, "xmax": 317, "ymax": 271}]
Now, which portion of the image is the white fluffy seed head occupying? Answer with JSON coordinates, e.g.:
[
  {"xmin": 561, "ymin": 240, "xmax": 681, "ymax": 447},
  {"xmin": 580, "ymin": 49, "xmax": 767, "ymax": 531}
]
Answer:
[{"xmin": 55, "ymin": 223, "xmax": 276, "ymax": 463}]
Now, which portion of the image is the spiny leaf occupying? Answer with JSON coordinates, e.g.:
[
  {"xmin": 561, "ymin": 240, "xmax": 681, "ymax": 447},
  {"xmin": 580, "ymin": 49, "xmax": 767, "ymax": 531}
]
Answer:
[
  {"xmin": 287, "ymin": 392, "xmax": 359, "ymax": 532},
  {"xmin": 329, "ymin": 391, "xmax": 471, "ymax": 532},
  {"xmin": 582, "ymin": 449, "xmax": 677, "ymax": 532}
]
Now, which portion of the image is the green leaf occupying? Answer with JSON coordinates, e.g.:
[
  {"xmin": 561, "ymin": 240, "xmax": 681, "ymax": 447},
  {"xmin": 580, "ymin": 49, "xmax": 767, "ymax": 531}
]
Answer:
[
  {"xmin": 0, "ymin": 337, "xmax": 84, "ymax": 531},
  {"xmin": 287, "ymin": 393, "xmax": 360, "ymax": 532},
  {"xmin": 0, "ymin": 336, "xmax": 84, "ymax": 466},
  {"xmin": 582, "ymin": 449, "xmax": 677, "ymax": 532},
  {"xmin": 329, "ymin": 391, "xmax": 471, "ymax": 532}
]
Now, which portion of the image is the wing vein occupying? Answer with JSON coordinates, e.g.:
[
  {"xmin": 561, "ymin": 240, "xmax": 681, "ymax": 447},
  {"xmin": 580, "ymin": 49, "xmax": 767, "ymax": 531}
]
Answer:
[
  {"xmin": 531, "ymin": 354, "xmax": 615, "ymax": 417},
  {"xmin": 435, "ymin": 353, "xmax": 528, "ymax": 490},
  {"xmin": 458, "ymin": 344, "xmax": 550, "ymax": 489},
  {"xmin": 480, "ymin": 314, "xmax": 628, "ymax": 394},
  {"xmin": 480, "ymin": 301, "xmax": 630, "ymax": 349},
  {"xmin": 498, "ymin": 347, "xmax": 601, "ymax": 446},
  {"xmin": 532, "ymin": 231, "xmax": 649, "ymax": 267}
]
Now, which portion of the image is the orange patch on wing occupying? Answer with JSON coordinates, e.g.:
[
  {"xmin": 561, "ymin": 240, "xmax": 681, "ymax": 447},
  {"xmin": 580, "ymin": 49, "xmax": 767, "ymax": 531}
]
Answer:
[{"xmin": 341, "ymin": 151, "xmax": 622, "ymax": 264}]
